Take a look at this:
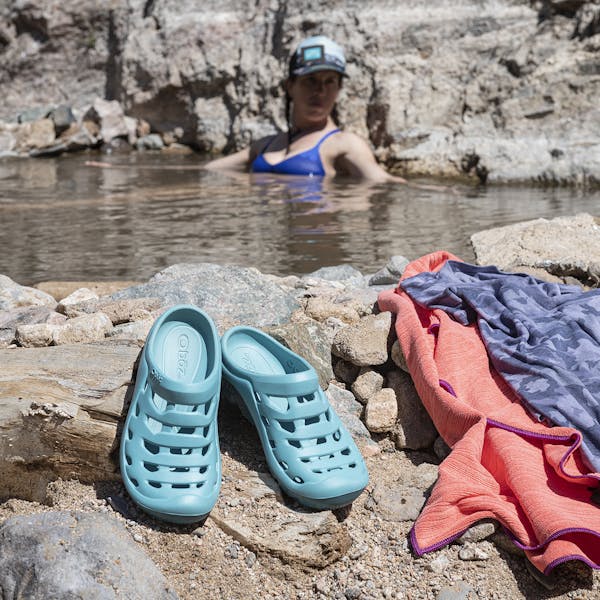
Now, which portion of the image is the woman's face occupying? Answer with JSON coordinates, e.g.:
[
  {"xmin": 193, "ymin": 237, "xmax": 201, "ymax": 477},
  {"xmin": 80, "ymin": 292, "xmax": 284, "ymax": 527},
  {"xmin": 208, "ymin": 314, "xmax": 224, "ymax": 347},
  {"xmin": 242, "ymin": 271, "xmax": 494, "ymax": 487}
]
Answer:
[{"xmin": 287, "ymin": 70, "xmax": 341, "ymax": 125}]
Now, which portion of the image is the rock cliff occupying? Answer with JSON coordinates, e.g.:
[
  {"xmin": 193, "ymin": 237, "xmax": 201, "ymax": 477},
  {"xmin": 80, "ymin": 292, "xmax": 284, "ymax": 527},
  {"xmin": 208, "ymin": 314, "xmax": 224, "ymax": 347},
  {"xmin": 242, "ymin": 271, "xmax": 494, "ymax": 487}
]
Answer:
[{"xmin": 0, "ymin": 0, "xmax": 599, "ymax": 183}]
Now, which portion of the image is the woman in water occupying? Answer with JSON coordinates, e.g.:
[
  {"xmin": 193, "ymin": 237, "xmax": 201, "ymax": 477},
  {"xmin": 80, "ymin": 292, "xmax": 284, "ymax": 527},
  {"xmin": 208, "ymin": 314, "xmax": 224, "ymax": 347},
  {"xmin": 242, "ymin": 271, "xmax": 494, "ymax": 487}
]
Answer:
[{"xmin": 205, "ymin": 35, "xmax": 411, "ymax": 183}]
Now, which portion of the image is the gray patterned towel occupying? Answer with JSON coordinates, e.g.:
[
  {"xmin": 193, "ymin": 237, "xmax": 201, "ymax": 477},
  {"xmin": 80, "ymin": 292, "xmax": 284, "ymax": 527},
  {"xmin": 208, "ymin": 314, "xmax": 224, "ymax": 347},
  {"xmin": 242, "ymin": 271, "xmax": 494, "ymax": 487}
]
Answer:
[{"xmin": 400, "ymin": 260, "xmax": 600, "ymax": 472}]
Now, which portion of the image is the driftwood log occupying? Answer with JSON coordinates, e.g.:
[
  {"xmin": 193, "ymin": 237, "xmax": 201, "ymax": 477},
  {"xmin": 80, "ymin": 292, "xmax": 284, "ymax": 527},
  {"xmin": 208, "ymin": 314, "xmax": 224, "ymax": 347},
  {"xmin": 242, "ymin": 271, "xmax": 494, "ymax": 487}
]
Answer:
[{"xmin": 0, "ymin": 341, "xmax": 140, "ymax": 502}]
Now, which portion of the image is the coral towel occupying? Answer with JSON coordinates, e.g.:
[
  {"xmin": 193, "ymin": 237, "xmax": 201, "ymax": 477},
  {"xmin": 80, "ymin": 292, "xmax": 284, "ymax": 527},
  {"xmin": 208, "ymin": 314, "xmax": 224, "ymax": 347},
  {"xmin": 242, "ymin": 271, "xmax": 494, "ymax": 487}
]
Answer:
[{"xmin": 377, "ymin": 251, "xmax": 600, "ymax": 575}]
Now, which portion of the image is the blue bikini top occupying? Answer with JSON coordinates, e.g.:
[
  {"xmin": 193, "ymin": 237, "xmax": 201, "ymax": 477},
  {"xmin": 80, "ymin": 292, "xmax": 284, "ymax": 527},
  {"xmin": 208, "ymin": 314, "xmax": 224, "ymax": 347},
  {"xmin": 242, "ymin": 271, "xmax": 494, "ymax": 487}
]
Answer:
[{"xmin": 251, "ymin": 129, "xmax": 341, "ymax": 176}]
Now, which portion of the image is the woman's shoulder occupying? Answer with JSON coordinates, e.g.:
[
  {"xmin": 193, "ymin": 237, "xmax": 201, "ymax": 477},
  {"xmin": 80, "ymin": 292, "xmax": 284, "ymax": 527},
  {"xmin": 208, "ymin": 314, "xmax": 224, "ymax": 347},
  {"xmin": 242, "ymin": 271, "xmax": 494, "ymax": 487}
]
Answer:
[{"xmin": 325, "ymin": 129, "xmax": 373, "ymax": 155}]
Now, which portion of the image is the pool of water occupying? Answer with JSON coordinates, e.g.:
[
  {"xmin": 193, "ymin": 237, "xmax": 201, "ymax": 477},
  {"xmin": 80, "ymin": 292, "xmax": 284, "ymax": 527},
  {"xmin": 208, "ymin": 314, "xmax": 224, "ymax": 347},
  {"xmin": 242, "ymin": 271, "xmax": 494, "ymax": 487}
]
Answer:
[{"xmin": 1, "ymin": 152, "xmax": 598, "ymax": 285}]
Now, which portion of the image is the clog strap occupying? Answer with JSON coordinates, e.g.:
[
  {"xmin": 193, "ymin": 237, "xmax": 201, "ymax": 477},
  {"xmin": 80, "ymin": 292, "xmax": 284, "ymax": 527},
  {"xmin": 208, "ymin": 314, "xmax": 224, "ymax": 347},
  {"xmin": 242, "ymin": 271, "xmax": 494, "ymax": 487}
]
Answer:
[
  {"xmin": 245, "ymin": 368, "xmax": 319, "ymax": 398},
  {"xmin": 144, "ymin": 350, "xmax": 219, "ymax": 405}
]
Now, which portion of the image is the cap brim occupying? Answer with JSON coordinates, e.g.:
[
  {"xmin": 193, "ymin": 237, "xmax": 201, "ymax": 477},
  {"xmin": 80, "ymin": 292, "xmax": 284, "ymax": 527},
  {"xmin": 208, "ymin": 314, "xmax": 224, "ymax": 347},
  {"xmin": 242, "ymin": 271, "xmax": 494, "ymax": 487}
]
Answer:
[{"xmin": 291, "ymin": 65, "xmax": 347, "ymax": 77}]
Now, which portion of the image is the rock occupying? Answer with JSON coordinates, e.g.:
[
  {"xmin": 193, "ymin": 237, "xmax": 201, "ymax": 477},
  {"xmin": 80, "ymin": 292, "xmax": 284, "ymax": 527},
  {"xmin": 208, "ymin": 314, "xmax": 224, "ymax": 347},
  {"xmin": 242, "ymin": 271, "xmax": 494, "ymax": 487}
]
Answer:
[
  {"xmin": 368, "ymin": 256, "xmax": 410, "ymax": 286},
  {"xmin": 304, "ymin": 296, "xmax": 361, "ymax": 324},
  {"xmin": 106, "ymin": 318, "xmax": 154, "ymax": 342},
  {"xmin": 0, "ymin": 341, "xmax": 139, "ymax": 500},
  {"xmin": 34, "ymin": 280, "xmax": 140, "ymax": 302},
  {"xmin": 471, "ymin": 213, "xmax": 600, "ymax": 286},
  {"xmin": 351, "ymin": 368, "xmax": 385, "ymax": 404},
  {"xmin": 325, "ymin": 384, "xmax": 378, "ymax": 454},
  {"xmin": 266, "ymin": 320, "xmax": 334, "ymax": 390},
  {"xmin": 84, "ymin": 98, "xmax": 129, "ymax": 144},
  {"xmin": 456, "ymin": 520, "xmax": 498, "ymax": 544},
  {"xmin": 15, "ymin": 322, "xmax": 59, "ymax": 348},
  {"xmin": 433, "ymin": 435, "xmax": 452, "ymax": 460},
  {"xmin": 331, "ymin": 312, "xmax": 392, "ymax": 367},
  {"xmin": 303, "ymin": 265, "xmax": 365, "ymax": 287},
  {"xmin": 370, "ymin": 483, "xmax": 428, "ymax": 522},
  {"xmin": 0, "ymin": 511, "xmax": 178, "ymax": 599},
  {"xmin": 49, "ymin": 105, "xmax": 75, "ymax": 135},
  {"xmin": 0, "ymin": 275, "xmax": 57, "ymax": 311},
  {"xmin": 458, "ymin": 543, "xmax": 490, "ymax": 561},
  {"xmin": 0, "ymin": 305, "xmax": 65, "ymax": 348},
  {"xmin": 332, "ymin": 358, "xmax": 360, "ymax": 386},
  {"xmin": 51, "ymin": 312, "xmax": 113, "ymax": 345},
  {"xmin": 14, "ymin": 118, "xmax": 56, "ymax": 151},
  {"xmin": 390, "ymin": 339, "xmax": 409, "ymax": 372},
  {"xmin": 56, "ymin": 287, "xmax": 99, "ymax": 315},
  {"xmin": 92, "ymin": 298, "xmax": 162, "ymax": 325},
  {"xmin": 387, "ymin": 370, "xmax": 438, "ymax": 450},
  {"xmin": 136, "ymin": 133, "xmax": 165, "ymax": 150},
  {"xmin": 364, "ymin": 388, "xmax": 398, "ymax": 433},
  {"xmin": 210, "ymin": 471, "xmax": 351, "ymax": 568},
  {"xmin": 111, "ymin": 263, "xmax": 300, "ymax": 332}
]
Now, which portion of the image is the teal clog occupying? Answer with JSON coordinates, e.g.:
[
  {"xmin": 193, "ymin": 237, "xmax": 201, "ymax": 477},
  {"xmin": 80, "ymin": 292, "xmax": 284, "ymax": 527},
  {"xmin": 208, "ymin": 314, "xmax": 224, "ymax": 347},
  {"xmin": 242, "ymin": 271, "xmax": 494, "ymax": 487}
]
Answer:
[
  {"xmin": 120, "ymin": 305, "xmax": 221, "ymax": 523},
  {"xmin": 221, "ymin": 326, "xmax": 369, "ymax": 510}
]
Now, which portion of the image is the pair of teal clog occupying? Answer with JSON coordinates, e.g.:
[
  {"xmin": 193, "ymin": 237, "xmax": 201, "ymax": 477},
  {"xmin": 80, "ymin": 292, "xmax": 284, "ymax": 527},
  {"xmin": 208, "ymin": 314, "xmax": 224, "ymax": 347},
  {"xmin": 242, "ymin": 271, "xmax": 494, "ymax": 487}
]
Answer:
[{"xmin": 119, "ymin": 305, "xmax": 369, "ymax": 524}]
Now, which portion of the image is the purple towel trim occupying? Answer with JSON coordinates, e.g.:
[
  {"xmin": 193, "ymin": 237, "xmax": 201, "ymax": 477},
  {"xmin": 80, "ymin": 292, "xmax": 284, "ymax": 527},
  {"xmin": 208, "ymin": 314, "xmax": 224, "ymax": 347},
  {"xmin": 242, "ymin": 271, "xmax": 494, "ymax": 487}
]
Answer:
[
  {"xmin": 410, "ymin": 523, "xmax": 471, "ymax": 555},
  {"xmin": 438, "ymin": 379, "xmax": 456, "ymax": 396}
]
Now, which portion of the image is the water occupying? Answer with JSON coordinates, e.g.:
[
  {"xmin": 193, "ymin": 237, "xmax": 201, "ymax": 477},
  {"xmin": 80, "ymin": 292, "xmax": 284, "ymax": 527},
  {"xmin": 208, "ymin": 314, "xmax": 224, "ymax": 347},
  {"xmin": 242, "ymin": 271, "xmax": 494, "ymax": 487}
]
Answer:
[{"xmin": 1, "ymin": 152, "xmax": 598, "ymax": 286}]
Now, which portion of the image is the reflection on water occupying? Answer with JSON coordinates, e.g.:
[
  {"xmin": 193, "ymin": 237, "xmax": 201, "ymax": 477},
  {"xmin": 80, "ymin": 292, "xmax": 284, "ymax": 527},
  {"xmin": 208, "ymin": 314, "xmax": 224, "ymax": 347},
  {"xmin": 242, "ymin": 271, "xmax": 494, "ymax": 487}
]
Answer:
[{"xmin": 1, "ymin": 152, "xmax": 599, "ymax": 285}]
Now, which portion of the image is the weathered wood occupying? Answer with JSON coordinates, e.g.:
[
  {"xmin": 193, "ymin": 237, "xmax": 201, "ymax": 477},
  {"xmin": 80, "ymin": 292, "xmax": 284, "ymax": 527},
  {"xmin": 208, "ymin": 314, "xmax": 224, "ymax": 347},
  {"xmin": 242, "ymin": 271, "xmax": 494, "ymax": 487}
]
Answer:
[{"xmin": 0, "ymin": 341, "xmax": 140, "ymax": 501}]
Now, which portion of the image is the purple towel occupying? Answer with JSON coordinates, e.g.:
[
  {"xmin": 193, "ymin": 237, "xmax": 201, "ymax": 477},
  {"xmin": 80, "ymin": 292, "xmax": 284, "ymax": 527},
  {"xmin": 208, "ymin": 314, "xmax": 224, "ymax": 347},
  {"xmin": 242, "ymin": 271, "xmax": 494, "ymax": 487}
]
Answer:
[{"xmin": 401, "ymin": 260, "xmax": 600, "ymax": 472}]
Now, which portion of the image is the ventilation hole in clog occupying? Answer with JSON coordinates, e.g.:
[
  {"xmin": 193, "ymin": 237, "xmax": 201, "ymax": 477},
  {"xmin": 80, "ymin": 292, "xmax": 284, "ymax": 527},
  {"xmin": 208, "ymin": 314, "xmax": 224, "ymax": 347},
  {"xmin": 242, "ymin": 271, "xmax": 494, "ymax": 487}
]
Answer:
[
  {"xmin": 341, "ymin": 448, "xmax": 350, "ymax": 455},
  {"xmin": 292, "ymin": 476, "xmax": 304, "ymax": 483},
  {"xmin": 144, "ymin": 441, "xmax": 160, "ymax": 454},
  {"xmin": 279, "ymin": 461, "xmax": 289, "ymax": 470},
  {"xmin": 149, "ymin": 481, "xmax": 162, "ymax": 488},
  {"xmin": 327, "ymin": 467, "xmax": 342, "ymax": 472},
  {"xmin": 172, "ymin": 484, "xmax": 190, "ymax": 489},
  {"xmin": 199, "ymin": 466, "xmax": 207, "ymax": 474},
  {"xmin": 130, "ymin": 477, "xmax": 139, "ymax": 487},
  {"xmin": 280, "ymin": 421, "xmax": 295, "ymax": 433},
  {"xmin": 349, "ymin": 463, "xmax": 356, "ymax": 468},
  {"xmin": 332, "ymin": 430, "xmax": 341, "ymax": 441},
  {"xmin": 254, "ymin": 392, "xmax": 262, "ymax": 404},
  {"xmin": 202, "ymin": 426, "xmax": 209, "ymax": 437},
  {"xmin": 269, "ymin": 439, "xmax": 276, "ymax": 448},
  {"xmin": 313, "ymin": 469, "xmax": 323, "ymax": 474},
  {"xmin": 144, "ymin": 462, "xmax": 159, "ymax": 472},
  {"xmin": 135, "ymin": 403, "xmax": 140, "ymax": 417},
  {"xmin": 171, "ymin": 467, "xmax": 190, "ymax": 473},
  {"xmin": 325, "ymin": 410, "xmax": 331, "ymax": 421},
  {"xmin": 125, "ymin": 454, "xmax": 132, "ymax": 466},
  {"xmin": 297, "ymin": 396, "xmax": 305, "ymax": 404},
  {"xmin": 201, "ymin": 445, "xmax": 210, "ymax": 456},
  {"xmin": 178, "ymin": 426, "xmax": 195, "ymax": 435},
  {"xmin": 204, "ymin": 401, "xmax": 212, "ymax": 415},
  {"xmin": 166, "ymin": 402, "xmax": 175, "ymax": 410},
  {"xmin": 288, "ymin": 439, "xmax": 301, "ymax": 448},
  {"xmin": 305, "ymin": 393, "xmax": 315, "ymax": 401},
  {"xmin": 301, "ymin": 458, "xmax": 310, "ymax": 463},
  {"xmin": 196, "ymin": 482, "xmax": 205, "ymax": 488},
  {"xmin": 261, "ymin": 415, "xmax": 270, "ymax": 427},
  {"xmin": 305, "ymin": 415, "xmax": 319, "ymax": 426},
  {"xmin": 317, "ymin": 437, "xmax": 326, "ymax": 444},
  {"xmin": 127, "ymin": 428, "xmax": 133, "ymax": 440}
]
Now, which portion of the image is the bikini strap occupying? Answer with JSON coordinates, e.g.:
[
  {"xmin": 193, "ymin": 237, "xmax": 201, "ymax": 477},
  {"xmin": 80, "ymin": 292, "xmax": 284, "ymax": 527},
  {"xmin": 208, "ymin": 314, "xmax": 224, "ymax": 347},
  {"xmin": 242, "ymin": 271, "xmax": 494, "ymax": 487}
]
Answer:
[{"xmin": 316, "ymin": 128, "xmax": 341, "ymax": 148}]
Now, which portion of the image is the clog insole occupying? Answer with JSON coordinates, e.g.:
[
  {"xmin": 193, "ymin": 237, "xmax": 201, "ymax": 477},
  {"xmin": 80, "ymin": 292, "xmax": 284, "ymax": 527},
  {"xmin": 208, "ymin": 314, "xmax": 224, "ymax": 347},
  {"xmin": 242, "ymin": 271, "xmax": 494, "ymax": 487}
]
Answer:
[
  {"xmin": 148, "ymin": 320, "xmax": 207, "ymax": 433},
  {"xmin": 225, "ymin": 332, "xmax": 289, "ymax": 413}
]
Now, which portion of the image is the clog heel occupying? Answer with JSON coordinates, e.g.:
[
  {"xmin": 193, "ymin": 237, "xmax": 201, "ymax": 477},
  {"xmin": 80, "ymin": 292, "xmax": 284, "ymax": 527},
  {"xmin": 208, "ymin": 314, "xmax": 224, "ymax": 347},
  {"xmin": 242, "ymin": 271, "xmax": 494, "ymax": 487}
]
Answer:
[
  {"xmin": 120, "ymin": 305, "xmax": 221, "ymax": 523},
  {"xmin": 221, "ymin": 326, "xmax": 368, "ymax": 510}
]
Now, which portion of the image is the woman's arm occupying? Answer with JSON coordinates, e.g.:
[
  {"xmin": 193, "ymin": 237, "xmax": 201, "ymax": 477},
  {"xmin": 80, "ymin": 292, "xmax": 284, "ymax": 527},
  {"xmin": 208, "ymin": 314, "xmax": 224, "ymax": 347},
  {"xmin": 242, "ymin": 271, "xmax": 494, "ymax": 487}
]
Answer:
[
  {"xmin": 204, "ymin": 147, "xmax": 251, "ymax": 172},
  {"xmin": 334, "ymin": 132, "xmax": 452, "ymax": 191}
]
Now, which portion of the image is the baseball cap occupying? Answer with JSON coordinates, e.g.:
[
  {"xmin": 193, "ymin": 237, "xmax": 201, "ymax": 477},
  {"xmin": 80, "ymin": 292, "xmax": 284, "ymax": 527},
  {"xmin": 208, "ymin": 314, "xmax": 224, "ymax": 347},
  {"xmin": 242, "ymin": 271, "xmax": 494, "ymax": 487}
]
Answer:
[{"xmin": 289, "ymin": 35, "xmax": 346, "ymax": 77}]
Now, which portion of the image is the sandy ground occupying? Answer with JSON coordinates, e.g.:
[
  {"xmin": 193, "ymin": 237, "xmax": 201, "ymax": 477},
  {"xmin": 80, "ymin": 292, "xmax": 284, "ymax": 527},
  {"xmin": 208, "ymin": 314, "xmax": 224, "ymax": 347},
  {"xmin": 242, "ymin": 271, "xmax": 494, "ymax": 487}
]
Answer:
[{"xmin": 1, "ymin": 403, "xmax": 599, "ymax": 600}]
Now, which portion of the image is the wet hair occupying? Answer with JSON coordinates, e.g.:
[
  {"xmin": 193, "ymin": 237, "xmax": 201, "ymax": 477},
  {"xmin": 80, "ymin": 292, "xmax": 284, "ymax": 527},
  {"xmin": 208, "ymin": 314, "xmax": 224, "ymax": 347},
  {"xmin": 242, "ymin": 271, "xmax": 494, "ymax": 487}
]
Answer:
[{"xmin": 284, "ymin": 74, "xmax": 342, "ymax": 155}]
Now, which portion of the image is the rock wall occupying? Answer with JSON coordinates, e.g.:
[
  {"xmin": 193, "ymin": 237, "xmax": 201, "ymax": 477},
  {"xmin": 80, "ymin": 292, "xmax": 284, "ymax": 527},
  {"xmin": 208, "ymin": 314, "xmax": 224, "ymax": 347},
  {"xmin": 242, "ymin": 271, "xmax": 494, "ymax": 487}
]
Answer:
[{"xmin": 1, "ymin": 0, "xmax": 599, "ymax": 183}]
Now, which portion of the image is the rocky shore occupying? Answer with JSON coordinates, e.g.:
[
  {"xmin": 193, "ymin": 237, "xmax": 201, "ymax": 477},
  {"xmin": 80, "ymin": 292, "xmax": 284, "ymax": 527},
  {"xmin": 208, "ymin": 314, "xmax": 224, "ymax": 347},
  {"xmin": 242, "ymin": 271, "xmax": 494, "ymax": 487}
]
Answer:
[
  {"xmin": 1, "ymin": 213, "xmax": 599, "ymax": 599},
  {"xmin": 1, "ymin": 1, "xmax": 600, "ymax": 184}
]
